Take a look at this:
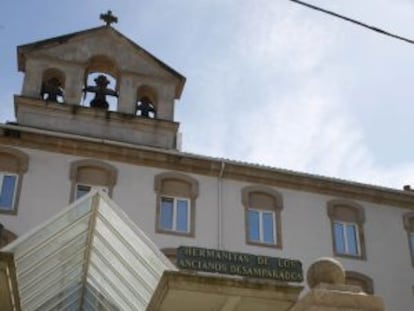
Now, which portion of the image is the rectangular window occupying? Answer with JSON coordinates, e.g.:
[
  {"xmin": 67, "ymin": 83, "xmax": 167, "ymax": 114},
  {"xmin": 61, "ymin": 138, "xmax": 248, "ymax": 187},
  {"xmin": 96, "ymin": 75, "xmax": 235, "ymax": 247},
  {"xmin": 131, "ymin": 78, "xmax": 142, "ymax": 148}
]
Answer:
[
  {"xmin": 0, "ymin": 173, "xmax": 18, "ymax": 211},
  {"xmin": 410, "ymin": 233, "xmax": 414, "ymax": 257},
  {"xmin": 248, "ymin": 209, "xmax": 276, "ymax": 245},
  {"xmin": 75, "ymin": 184, "xmax": 108, "ymax": 200},
  {"xmin": 334, "ymin": 221, "xmax": 360, "ymax": 256},
  {"xmin": 159, "ymin": 196, "xmax": 190, "ymax": 233}
]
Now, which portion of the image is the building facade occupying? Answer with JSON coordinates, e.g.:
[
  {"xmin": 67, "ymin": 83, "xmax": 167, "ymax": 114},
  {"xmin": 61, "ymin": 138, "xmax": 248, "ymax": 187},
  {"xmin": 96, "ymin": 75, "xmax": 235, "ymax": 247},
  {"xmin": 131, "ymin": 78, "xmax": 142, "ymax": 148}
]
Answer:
[{"xmin": 0, "ymin": 18, "xmax": 413, "ymax": 311}]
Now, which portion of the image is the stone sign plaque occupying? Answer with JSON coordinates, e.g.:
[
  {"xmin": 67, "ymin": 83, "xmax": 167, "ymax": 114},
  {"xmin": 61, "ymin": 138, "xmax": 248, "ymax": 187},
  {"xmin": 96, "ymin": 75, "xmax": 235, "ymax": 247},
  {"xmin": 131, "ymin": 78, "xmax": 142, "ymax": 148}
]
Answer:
[{"xmin": 176, "ymin": 246, "xmax": 303, "ymax": 282}]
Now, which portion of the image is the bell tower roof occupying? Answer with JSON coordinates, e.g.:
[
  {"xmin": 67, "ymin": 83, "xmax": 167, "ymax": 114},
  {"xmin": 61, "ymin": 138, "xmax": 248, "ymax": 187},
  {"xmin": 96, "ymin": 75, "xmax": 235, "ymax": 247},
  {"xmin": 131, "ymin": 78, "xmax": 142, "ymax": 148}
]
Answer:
[
  {"xmin": 14, "ymin": 17, "xmax": 186, "ymax": 150},
  {"xmin": 17, "ymin": 25, "xmax": 186, "ymax": 98}
]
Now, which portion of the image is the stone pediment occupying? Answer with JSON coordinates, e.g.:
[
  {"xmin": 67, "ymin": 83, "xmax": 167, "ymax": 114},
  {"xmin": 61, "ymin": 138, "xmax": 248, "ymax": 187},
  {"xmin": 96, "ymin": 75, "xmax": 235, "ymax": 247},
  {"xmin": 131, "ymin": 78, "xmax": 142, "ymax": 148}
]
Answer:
[{"xmin": 17, "ymin": 26, "xmax": 185, "ymax": 98}]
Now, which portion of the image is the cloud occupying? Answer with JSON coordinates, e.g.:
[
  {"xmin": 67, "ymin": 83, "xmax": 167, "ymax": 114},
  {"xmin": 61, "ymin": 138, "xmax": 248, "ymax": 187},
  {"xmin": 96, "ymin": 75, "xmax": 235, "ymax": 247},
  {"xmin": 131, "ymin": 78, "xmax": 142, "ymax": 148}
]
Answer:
[
  {"xmin": 3, "ymin": 0, "xmax": 413, "ymax": 189},
  {"xmin": 180, "ymin": 1, "xmax": 414, "ymax": 189},
  {"xmin": 0, "ymin": 95, "xmax": 15, "ymax": 123}
]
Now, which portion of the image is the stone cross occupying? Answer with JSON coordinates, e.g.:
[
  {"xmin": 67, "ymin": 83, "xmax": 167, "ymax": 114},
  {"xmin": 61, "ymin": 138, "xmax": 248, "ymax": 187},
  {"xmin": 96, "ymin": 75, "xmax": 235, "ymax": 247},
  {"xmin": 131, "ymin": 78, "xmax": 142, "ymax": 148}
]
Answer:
[{"xmin": 100, "ymin": 10, "xmax": 118, "ymax": 26}]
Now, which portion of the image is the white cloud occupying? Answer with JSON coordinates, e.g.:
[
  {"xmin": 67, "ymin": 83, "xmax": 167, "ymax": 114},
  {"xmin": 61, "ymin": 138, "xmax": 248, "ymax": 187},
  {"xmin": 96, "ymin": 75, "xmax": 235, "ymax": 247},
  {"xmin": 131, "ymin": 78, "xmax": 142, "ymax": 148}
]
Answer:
[
  {"xmin": 3, "ymin": 0, "xmax": 414, "ymax": 190},
  {"xmin": 233, "ymin": 1, "xmax": 336, "ymax": 73},
  {"xmin": 0, "ymin": 95, "xmax": 15, "ymax": 123},
  {"xmin": 180, "ymin": 1, "xmax": 414, "ymax": 189}
]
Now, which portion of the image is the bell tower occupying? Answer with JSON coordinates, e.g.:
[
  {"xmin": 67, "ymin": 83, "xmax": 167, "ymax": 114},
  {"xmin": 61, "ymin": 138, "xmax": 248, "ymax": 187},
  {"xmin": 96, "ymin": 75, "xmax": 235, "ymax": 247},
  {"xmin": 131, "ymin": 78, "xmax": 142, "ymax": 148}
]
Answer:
[{"xmin": 15, "ymin": 12, "xmax": 186, "ymax": 149}]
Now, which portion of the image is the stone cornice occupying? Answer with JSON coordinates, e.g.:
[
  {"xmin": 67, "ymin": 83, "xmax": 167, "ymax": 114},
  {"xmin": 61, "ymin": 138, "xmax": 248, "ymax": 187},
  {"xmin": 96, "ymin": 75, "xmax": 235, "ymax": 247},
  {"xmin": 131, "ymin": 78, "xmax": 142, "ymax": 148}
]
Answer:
[{"xmin": 1, "ymin": 124, "xmax": 414, "ymax": 209}]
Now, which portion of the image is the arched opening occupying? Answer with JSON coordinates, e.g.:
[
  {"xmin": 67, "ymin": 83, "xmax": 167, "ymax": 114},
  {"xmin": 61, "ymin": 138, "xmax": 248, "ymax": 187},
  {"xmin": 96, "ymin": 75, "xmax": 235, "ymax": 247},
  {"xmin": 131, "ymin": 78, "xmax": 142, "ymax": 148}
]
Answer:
[
  {"xmin": 154, "ymin": 172, "xmax": 199, "ymax": 237},
  {"xmin": 136, "ymin": 85, "xmax": 157, "ymax": 119},
  {"xmin": 69, "ymin": 159, "xmax": 118, "ymax": 202},
  {"xmin": 345, "ymin": 271, "xmax": 374, "ymax": 294},
  {"xmin": 82, "ymin": 55, "xmax": 119, "ymax": 111},
  {"xmin": 41, "ymin": 68, "xmax": 65, "ymax": 103},
  {"xmin": 241, "ymin": 186, "xmax": 283, "ymax": 248},
  {"xmin": 0, "ymin": 147, "xmax": 29, "ymax": 214},
  {"xmin": 327, "ymin": 199, "xmax": 366, "ymax": 259}
]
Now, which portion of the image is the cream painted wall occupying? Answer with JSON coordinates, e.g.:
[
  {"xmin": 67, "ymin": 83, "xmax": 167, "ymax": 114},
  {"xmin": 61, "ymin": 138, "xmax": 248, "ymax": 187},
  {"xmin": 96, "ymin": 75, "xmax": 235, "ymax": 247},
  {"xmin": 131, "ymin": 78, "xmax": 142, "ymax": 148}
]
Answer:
[{"xmin": 0, "ymin": 146, "xmax": 413, "ymax": 311}]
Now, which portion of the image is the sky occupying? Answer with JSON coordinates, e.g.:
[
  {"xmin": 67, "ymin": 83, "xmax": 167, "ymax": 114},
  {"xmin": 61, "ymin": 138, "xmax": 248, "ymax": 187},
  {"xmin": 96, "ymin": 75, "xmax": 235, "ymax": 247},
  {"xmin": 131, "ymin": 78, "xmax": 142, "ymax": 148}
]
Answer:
[{"xmin": 2, "ymin": 0, "xmax": 414, "ymax": 189}]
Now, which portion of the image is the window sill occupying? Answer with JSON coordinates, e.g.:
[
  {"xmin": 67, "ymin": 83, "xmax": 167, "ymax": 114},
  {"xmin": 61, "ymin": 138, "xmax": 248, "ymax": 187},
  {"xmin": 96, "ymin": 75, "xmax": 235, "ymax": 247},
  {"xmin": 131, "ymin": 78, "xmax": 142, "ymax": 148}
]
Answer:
[
  {"xmin": 334, "ymin": 252, "xmax": 366, "ymax": 261},
  {"xmin": 156, "ymin": 228, "xmax": 194, "ymax": 238},
  {"xmin": 0, "ymin": 209, "xmax": 17, "ymax": 215},
  {"xmin": 246, "ymin": 240, "xmax": 282, "ymax": 249}
]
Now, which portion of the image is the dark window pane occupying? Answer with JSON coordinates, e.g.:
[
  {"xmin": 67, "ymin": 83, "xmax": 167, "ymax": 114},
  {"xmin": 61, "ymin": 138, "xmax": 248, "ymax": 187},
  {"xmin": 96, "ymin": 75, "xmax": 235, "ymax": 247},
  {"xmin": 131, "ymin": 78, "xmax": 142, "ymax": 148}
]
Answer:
[
  {"xmin": 0, "ymin": 175, "xmax": 17, "ymax": 209},
  {"xmin": 76, "ymin": 184, "xmax": 91, "ymax": 199},
  {"xmin": 410, "ymin": 233, "xmax": 414, "ymax": 256},
  {"xmin": 262, "ymin": 212, "xmax": 275, "ymax": 244},
  {"xmin": 248, "ymin": 210, "xmax": 260, "ymax": 242},
  {"xmin": 334, "ymin": 222, "xmax": 346, "ymax": 254},
  {"xmin": 346, "ymin": 224, "xmax": 359, "ymax": 255},
  {"xmin": 176, "ymin": 199, "xmax": 189, "ymax": 232},
  {"xmin": 160, "ymin": 197, "xmax": 174, "ymax": 230}
]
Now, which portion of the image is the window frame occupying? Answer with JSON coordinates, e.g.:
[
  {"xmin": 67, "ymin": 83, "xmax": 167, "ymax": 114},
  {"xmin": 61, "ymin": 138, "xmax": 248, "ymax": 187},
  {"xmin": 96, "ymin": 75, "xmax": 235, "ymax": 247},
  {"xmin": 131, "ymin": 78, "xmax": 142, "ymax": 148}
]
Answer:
[
  {"xmin": 247, "ymin": 208, "xmax": 277, "ymax": 245},
  {"xmin": 403, "ymin": 212, "xmax": 414, "ymax": 266},
  {"xmin": 75, "ymin": 183, "xmax": 109, "ymax": 200},
  {"xmin": 327, "ymin": 199, "xmax": 366, "ymax": 260},
  {"xmin": 333, "ymin": 220, "xmax": 361, "ymax": 256},
  {"xmin": 154, "ymin": 172, "xmax": 199, "ymax": 238},
  {"xmin": 136, "ymin": 85, "xmax": 158, "ymax": 118},
  {"xmin": 410, "ymin": 232, "xmax": 414, "ymax": 259},
  {"xmin": 159, "ymin": 195, "xmax": 191, "ymax": 234},
  {"xmin": 242, "ymin": 186, "xmax": 283, "ymax": 249},
  {"xmin": 0, "ymin": 173, "xmax": 19, "ymax": 212},
  {"xmin": 0, "ymin": 147, "xmax": 29, "ymax": 215},
  {"xmin": 41, "ymin": 67, "xmax": 66, "ymax": 103},
  {"xmin": 69, "ymin": 159, "xmax": 117, "ymax": 203}
]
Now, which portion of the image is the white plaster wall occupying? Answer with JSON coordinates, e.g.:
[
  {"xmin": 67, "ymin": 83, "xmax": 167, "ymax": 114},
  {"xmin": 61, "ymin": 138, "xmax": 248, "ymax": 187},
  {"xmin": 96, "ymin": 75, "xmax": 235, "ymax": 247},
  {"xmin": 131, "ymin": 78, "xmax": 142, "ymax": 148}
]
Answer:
[{"xmin": 0, "ymin": 146, "xmax": 413, "ymax": 311}]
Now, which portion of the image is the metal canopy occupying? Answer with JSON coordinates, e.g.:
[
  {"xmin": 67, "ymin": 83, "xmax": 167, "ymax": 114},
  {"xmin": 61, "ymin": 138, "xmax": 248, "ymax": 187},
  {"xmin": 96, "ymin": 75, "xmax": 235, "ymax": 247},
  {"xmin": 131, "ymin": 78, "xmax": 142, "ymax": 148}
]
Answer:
[{"xmin": 1, "ymin": 191, "xmax": 176, "ymax": 311}]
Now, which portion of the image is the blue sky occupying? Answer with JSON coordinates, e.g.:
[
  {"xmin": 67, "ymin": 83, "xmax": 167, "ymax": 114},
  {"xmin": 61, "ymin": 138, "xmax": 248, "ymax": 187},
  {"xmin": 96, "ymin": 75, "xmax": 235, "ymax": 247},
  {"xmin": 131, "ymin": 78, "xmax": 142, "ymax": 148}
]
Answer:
[{"xmin": 2, "ymin": 0, "xmax": 414, "ymax": 189}]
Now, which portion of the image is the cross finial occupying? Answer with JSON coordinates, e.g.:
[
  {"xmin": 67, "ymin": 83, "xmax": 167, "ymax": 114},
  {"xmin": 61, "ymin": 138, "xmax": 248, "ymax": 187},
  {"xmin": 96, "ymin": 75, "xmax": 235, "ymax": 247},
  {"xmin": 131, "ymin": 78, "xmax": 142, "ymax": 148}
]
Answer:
[{"xmin": 100, "ymin": 10, "xmax": 118, "ymax": 27}]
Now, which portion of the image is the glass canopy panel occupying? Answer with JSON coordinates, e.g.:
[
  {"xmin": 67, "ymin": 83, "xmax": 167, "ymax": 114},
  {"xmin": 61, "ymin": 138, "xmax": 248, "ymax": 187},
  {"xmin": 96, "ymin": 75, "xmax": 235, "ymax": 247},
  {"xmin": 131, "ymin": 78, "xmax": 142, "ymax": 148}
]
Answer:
[
  {"xmin": 2, "ymin": 195, "xmax": 93, "ymax": 311},
  {"xmin": 1, "ymin": 191, "xmax": 176, "ymax": 311},
  {"xmin": 36, "ymin": 282, "xmax": 82, "ymax": 311}
]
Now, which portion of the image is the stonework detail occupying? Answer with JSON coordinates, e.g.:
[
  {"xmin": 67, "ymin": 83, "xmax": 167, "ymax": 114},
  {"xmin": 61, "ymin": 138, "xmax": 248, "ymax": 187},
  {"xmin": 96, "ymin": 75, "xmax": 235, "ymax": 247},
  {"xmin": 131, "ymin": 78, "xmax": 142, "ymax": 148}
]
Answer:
[
  {"xmin": 346, "ymin": 271, "xmax": 374, "ymax": 295},
  {"xmin": 69, "ymin": 159, "xmax": 118, "ymax": 201},
  {"xmin": 306, "ymin": 257, "xmax": 345, "ymax": 289},
  {"xmin": 327, "ymin": 199, "xmax": 367, "ymax": 260},
  {"xmin": 241, "ymin": 185, "xmax": 283, "ymax": 248},
  {"xmin": 0, "ymin": 147, "xmax": 29, "ymax": 214},
  {"xmin": 154, "ymin": 172, "xmax": 199, "ymax": 237},
  {"xmin": 16, "ymin": 26, "xmax": 186, "ymax": 149}
]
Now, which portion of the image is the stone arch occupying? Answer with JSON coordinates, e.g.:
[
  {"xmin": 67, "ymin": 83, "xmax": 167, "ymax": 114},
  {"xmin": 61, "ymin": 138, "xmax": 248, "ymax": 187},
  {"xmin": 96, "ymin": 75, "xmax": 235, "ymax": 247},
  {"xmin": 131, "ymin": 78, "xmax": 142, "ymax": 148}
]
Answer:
[
  {"xmin": 82, "ymin": 55, "xmax": 120, "ymax": 110},
  {"xmin": 154, "ymin": 172, "xmax": 199, "ymax": 236},
  {"xmin": 136, "ymin": 85, "xmax": 158, "ymax": 118},
  {"xmin": 0, "ymin": 147, "xmax": 29, "ymax": 174},
  {"xmin": 241, "ymin": 185, "xmax": 283, "ymax": 248},
  {"xmin": 327, "ymin": 199, "xmax": 366, "ymax": 259},
  {"xmin": 85, "ymin": 55, "xmax": 120, "ymax": 79},
  {"xmin": 154, "ymin": 172, "xmax": 199, "ymax": 199},
  {"xmin": 69, "ymin": 159, "xmax": 118, "ymax": 201},
  {"xmin": 241, "ymin": 185, "xmax": 283, "ymax": 211},
  {"xmin": 40, "ymin": 67, "xmax": 66, "ymax": 102},
  {"xmin": 0, "ymin": 147, "xmax": 29, "ymax": 214},
  {"xmin": 327, "ymin": 199, "xmax": 365, "ymax": 223},
  {"xmin": 345, "ymin": 271, "xmax": 374, "ymax": 294}
]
